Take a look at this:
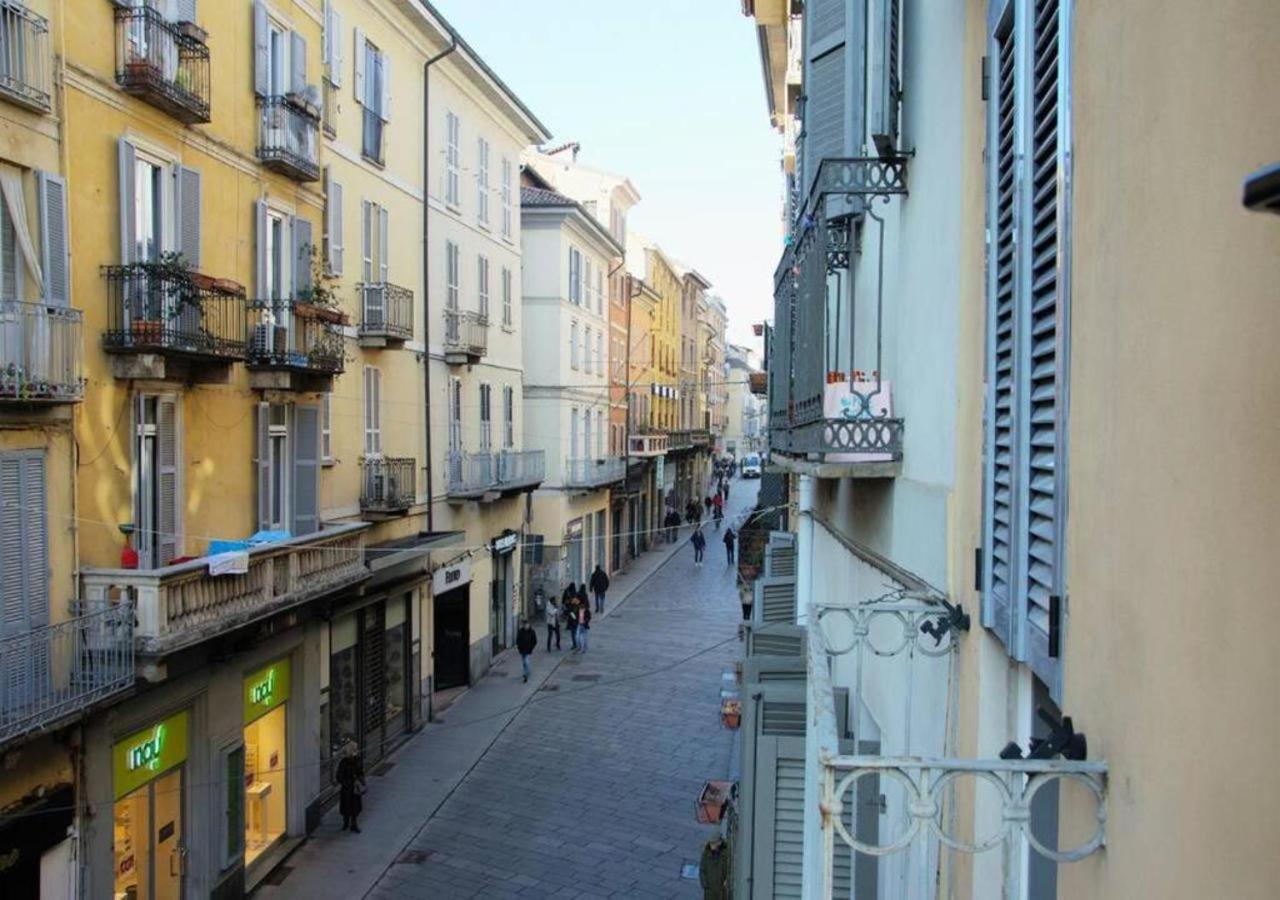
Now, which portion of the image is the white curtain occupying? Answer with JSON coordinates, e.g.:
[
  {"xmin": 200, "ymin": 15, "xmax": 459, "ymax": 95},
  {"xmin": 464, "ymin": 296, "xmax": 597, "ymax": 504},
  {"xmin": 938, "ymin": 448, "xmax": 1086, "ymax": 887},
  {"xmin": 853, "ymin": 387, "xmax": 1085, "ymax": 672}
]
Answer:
[{"xmin": 0, "ymin": 164, "xmax": 43, "ymax": 297}]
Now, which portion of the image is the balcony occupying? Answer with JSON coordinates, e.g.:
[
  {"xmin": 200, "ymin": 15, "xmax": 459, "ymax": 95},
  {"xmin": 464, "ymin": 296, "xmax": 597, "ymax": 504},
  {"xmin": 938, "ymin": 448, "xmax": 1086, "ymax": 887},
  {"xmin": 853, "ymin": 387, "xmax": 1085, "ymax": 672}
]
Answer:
[
  {"xmin": 0, "ymin": 604, "xmax": 134, "ymax": 748},
  {"xmin": 360, "ymin": 456, "xmax": 416, "ymax": 518},
  {"xmin": 81, "ymin": 523, "xmax": 369, "ymax": 660},
  {"xmin": 113, "ymin": 4, "xmax": 210, "ymax": 124},
  {"xmin": 627, "ymin": 431, "xmax": 668, "ymax": 457},
  {"xmin": 357, "ymin": 282, "xmax": 413, "ymax": 348},
  {"xmin": 257, "ymin": 95, "xmax": 320, "ymax": 182},
  {"xmin": 563, "ymin": 456, "xmax": 626, "ymax": 490},
  {"xmin": 667, "ymin": 430, "xmax": 695, "ymax": 452},
  {"xmin": 102, "ymin": 264, "xmax": 246, "ymax": 382},
  {"xmin": 0, "ymin": 300, "xmax": 83, "ymax": 403},
  {"xmin": 246, "ymin": 298, "xmax": 346, "ymax": 391},
  {"xmin": 748, "ymin": 371, "xmax": 767, "ymax": 396},
  {"xmin": 443, "ymin": 308, "xmax": 488, "ymax": 365},
  {"xmin": 446, "ymin": 449, "xmax": 545, "ymax": 501},
  {"xmin": 0, "ymin": 2, "xmax": 51, "ymax": 113}
]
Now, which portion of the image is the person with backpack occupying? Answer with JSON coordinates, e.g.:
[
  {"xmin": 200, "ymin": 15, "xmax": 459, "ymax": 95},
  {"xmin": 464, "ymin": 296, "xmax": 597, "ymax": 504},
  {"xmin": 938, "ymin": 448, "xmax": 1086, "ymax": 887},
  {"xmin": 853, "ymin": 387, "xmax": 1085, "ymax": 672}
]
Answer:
[
  {"xmin": 589, "ymin": 564, "xmax": 610, "ymax": 614},
  {"xmin": 691, "ymin": 527, "xmax": 707, "ymax": 566},
  {"xmin": 516, "ymin": 619, "xmax": 538, "ymax": 682}
]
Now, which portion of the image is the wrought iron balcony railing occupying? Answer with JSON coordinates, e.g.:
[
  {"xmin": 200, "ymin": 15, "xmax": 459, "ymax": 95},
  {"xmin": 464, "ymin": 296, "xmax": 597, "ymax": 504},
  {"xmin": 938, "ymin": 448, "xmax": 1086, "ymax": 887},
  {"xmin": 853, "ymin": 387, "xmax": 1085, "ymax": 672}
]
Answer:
[
  {"xmin": 81, "ymin": 523, "xmax": 369, "ymax": 657},
  {"xmin": 0, "ymin": 1, "xmax": 50, "ymax": 113},
  {"xmin": 446, "ymin": 449, "xmax": 545, "ymax": 499},
  {"xmin": 443, "ymin": 308, "xmax": 488, "ymax": 364},
  {"xmin": 103, "ymin": 264, "xmax": 247, "ymax": 361},
  {"xmin": 113, "ymin": 4, "xmax": 210, "ymax": 124},
  {"xmin": 771, "ymin": 414, "xmax": 904, "ymax": 460},
  {"xmin": 358, "ymin": 282, "xmax": 413, "ymax": 345},
  {"xmin": 246, "ymin": 298, "xmax": 345, "ymax": 375},
  {"xmin": 0, "ymin": 300, "xmax": 83, "ymax": 402},
  {"xmin": 0, "ymin": 603, "xmax": 134, "ymax": 747},
  {"xmin": 563, "ymin": 456, "xmax": 626, "ymax": 489},
  {"xmin": 257, "ymin": 95, "xmax": 320, "ymax": 182},
  {"xmin": 360, "ymin": 456, "xmax": 416, "ymax": 515},
  {"xmin": 667, "ymin": 430, "xmax": 697, "ymax": 451}
]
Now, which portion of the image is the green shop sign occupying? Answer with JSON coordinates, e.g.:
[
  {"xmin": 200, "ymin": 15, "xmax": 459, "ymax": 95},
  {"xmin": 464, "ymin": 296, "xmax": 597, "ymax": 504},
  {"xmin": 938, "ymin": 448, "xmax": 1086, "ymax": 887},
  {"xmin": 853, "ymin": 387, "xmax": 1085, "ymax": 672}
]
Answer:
[
  {"xmin": 113, "ymin": 710, "xmax": 189, "ymax": 800},
  {"xmin": 243, "ymin": 657, "xmax": 291, "ymax": 723}
]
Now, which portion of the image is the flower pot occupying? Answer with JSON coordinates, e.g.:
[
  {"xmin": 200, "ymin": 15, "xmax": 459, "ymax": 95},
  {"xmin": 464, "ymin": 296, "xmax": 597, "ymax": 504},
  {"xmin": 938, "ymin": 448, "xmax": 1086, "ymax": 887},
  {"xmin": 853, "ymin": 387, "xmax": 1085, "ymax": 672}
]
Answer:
[
  {"xmin": 721, "ymin": 699, "xmax": 742, "ymax": 730},
  {"xmin": 131, "ymin": 319, "xmax": 162, "ymax": 344},
  {"xmin": 826, "ymin": 370, "xmax": 847, "ymax": 384},
  {"xmin": 695, "ymin": 780, "xmax": 733, "ymax": 825}
]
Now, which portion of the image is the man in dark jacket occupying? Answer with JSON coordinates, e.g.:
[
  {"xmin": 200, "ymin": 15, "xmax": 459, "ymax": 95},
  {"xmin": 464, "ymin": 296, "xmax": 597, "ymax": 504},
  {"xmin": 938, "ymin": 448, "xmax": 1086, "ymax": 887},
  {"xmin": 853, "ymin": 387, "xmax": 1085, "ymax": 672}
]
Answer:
[
  {"xmin": 516, "ymin": 619, "xmax": 537, "ymax": 682},
  {"xmin": 691, "ymin": 527, "xmax": 707, "ymax": 566},
  {"xmin": 589, "ymin": 564, "xmax": 610, "ymax": 613},
  {"xmin": 723, "ymin": 527, "xmax": 736, "ymax": 565}
]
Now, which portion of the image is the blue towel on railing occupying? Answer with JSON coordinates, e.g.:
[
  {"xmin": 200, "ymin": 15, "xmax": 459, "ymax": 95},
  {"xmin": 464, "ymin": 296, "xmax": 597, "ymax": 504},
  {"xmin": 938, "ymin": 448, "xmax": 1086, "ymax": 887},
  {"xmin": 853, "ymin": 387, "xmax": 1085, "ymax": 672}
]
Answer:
[
  {"xmin": 247, "ymin": 529, "xmax": 291, "ymax": 546},
  {"xmin": 208, "ymin": 539, "xmax": 249, "ymax": 556}
]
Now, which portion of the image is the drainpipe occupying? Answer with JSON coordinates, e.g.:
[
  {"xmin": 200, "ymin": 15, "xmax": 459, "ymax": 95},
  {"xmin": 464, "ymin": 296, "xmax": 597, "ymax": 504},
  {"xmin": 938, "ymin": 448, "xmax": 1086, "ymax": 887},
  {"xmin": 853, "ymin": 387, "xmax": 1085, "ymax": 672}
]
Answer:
[
  {"xmin": 796, "ymin": 474, "xmax": 814, "ymax": 626},
  {"xmin": 422, "ymin": 36, "xmax": 458, "ymax": 531}
]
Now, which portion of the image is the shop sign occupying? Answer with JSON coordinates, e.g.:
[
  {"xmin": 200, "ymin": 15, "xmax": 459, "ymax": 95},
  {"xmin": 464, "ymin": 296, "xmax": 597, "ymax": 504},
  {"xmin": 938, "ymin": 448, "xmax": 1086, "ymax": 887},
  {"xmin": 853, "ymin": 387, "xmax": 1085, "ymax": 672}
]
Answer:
[
  {"xmin": 433, "ymin": 559, "xmax": 472, "ymax": 594},
  {"xmin": 113, "ymin": 710, "xmax": 189, "ymax": 800},
  {"xmin": 491, "ymin": 532, "xmax": 518, "ymax": 555},
  {"xmin": 243, "ymin": 657, "xmax": 292, "ymax": 724}
]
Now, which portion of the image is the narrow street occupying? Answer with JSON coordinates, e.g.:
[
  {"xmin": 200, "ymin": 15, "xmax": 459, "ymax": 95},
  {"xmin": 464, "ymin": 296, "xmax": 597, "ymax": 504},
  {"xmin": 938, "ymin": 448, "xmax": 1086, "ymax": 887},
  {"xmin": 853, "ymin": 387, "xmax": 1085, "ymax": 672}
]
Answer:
[{"xmin": 261, "ymin": 479, "xmax": 758, "ymax": 900}]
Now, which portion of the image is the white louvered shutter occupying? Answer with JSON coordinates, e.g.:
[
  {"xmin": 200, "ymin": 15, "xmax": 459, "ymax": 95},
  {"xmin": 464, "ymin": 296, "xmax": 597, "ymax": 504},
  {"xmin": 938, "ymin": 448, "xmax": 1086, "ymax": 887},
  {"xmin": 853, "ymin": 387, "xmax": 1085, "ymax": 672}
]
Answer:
[
  {"xmin": 293, "ymin": 405, "xmax": 320, "ymax": 535},
  {"xmin": 353, "ymin": 27, "xmax": 365, "ymax": 104},
  {"xmin": 118, "ymin": 139, "xmax": 136, "ymax": 264},
  {"xmin": 378, "ymin": 206, "xmax": 388, "ymax": 282},
  {"xmin": 329, "ymin": 6, "xmax": 343, "ymax": 86},
  {"xmin": 176, "ymin": 0, "xmax": 196, "ymax": 23},
  {"xmin": 379, "ymin": 51, "xmax": 390, "ymax": 123},
  {"xmin": 290, "ymin": 31, "xmax": 307, "ymax": 96},
  {"xmin": 254, "ymin": 200, "xmax": 268, "ymax": 298},
  {"xmin": 36, "ymin": 171, "xmax": 69, "ymax": 306},
  {"xmin": 156, "ymin": 397, "xmax": 179, "ymax": 565},
  {"xmin": 252, "ymin": 2, "xmax": 269, "ymax": 97},
  {"xmin": 330, "ymin": 178, "xmax": 344, "ymax": 275}
]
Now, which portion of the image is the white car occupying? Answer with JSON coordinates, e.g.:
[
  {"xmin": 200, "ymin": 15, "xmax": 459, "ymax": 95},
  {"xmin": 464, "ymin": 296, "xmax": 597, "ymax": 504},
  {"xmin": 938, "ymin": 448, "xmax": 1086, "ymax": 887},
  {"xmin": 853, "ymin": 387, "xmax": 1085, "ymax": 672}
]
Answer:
[{"xmin": 741, "ymin": 453, "xmax": 762, "ymax": 478}]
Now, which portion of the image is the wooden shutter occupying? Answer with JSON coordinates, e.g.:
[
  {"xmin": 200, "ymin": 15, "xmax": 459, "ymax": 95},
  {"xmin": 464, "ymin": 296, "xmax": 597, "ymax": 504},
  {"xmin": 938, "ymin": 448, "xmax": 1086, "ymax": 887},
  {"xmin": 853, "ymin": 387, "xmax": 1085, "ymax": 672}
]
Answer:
[
  {"xmin": 329, "ymin": 177, "xmax": 344, "ymax": 275},
  {"xmin": 293, "ymin": 216, "xmax": 312, "ymax": 298},
  {"xmin": 353, "ymin": 27, "xmax": 365, "ymax": 104},
  {"xmin": 328, "ymin": 5, "xmax": 343, "ymax": 86},
  {"xmin": 378, "ymin": 207, "xmax": 389, "ymax": 282},
  {"xmin": 982, "ymin": 8, "xmax": 1018, "ymax": 651},
  {"xmin": 755, "ymin": 576, "xmax": 797, "ymax": 624},
  {"xmin": 869, "ymin": 0, "xmax": 902, "ymax": 156},
  {"xmin": 176, "ymin": 165, "xmax": 201, "ymax": 270},
  {"xmin": 290, "ymin": 31, "xmax": 307, "ymax": 96},
  {"xmin": 293, "ymin": 404, "xmax": 320, "ymax": 535},
  {"xmin": 745, "ymin": 622, "xmax": 806, "ymax": 658},
  {"xmin": 255, "ymin": 402, "xmax": 271, "ymax": 532},
  {"xmin": 156, "ymin": 396, "xmax": 179, "ymax": 565},
  {"xmin": 379, "ymin": 51, "xmax": 391, "ymax": 123},
  {"xmin": 754, "ymin": 735, "xmax": 806, "ymax": 898},
  {"xmin": 0, "ymin": 452, "xmax": 47, "ymax": 705},
  {"xmin": 252, "ymin": 1, "xmax": 269, "ymax": 97},
  {"xmin": 118, "ymin": 139, "xmax": 136, "ymax": 264},
  {"xmin": 360, "ymin": 200, "xmax": 372, "ymax": 281},
  {"xmin": 801, "ymin": 0, "xmax": 864, "ymax": 192},
  {"xmin": 254, "ymin": 200, "xmax": 268, "ymax": 297},
  {"xmin": 36, "ymin": 171, "xmax": 69, "ymax": 306}
]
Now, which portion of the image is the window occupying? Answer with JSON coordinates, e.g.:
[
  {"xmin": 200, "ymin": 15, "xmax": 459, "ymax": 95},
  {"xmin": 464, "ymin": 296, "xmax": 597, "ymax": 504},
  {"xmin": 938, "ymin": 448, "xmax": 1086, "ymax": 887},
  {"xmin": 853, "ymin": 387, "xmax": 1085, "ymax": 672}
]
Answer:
[
  {"xmin": 221, "ymin": 744, "xmax": 246, "ymax": 868},
  {"xmin": 363, "ymin": 365, "xmax": 382, "ymax": 456},
  {"xmin": 445, "ymin": 111, "xmax": 460, "ymax": 207},
  {"xmin": 267, "ymin": 18, "xmax": 288, "ymax": 97},
  {"xmin": 583, "ymin": 407, "xmax": 591, "ymax": 461},
  {"xmin": 448, "ymin": 377, "xmax": 462, "ymax": 452},
  {"xmin": 981, "ymin": 0, "xmax": 1069, "ymax": 694},
  {"xmin": 266, "ymin": 210, "xmax": 286, "ymax": 300},
  {"xmin": 361, "ymin": 41, "xmax": 386, "ymax": 164},
  {"xmin": 584, "ymin": 259, "xmax": 594, "ymax": 311},
  {"xmin": 501, "ymin": 266, "xmax": 513, "ymax": 327},
  {"xmin": 477, "ymin": 138, "xmax": 490, "ymax": 226},
  {"xmin": 445, "ymin": 240, "xmax": 459, "ymax": 309},
  {"xmin": 568, "ymin": 247, "xmax": 581, "ymax": 305},
  {"xmin": 596, "ymin": 332, "xmax": 604, "ymax": 379},
  {"xmin": 595, "ymin": 266, "xmax": 603, "ymax": 315},
  {"xmin": 569, "ymin": 407, "xmax": 579, "ymax": 459},
  {"xmin": 503, "ymin": 385, "xmax": 514, "ymax": 448},
  {"xmin": 324, "ymin": 169, "xmax": 343, "ymax": 275},
  {"xmin": 500, "ymin": 158, "xmax": 512, "ymax": 238},
  {"xmin": 477, "ymin": 255, "xmax": 490, "ymax": 319},
  {"xmin": 320, "ymin": 394, "xmax": 333, "ymax": 463},
  {"xmin": 267, "ymin": 403, "xmax": 289, "ymax": 531},
  {"xmin": 133, "ymin": 395, "xmax": 179, "ymax": 568},
  {"xmin": 584, "ymin": 326, "xmax": 593, "ymax": 374},
  {"xmin": 479, "ymin": 383, "xmax": 492, "ymax": 451},
  {"xmin": 362, "ymin": 200, "xmax": 389, "ymax": 284},
  {"xmin": 569, "ymin": 320, "xmax": 579, "ymax": 369}
]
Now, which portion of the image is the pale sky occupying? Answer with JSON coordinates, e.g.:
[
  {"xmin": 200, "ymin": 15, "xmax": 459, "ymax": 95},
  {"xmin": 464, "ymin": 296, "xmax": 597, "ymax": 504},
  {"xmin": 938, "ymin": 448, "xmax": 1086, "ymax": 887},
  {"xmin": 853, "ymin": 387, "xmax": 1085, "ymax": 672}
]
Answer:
[{"xmin": 433, "ymin": 0, "xmax": 780, "ymax": 353}]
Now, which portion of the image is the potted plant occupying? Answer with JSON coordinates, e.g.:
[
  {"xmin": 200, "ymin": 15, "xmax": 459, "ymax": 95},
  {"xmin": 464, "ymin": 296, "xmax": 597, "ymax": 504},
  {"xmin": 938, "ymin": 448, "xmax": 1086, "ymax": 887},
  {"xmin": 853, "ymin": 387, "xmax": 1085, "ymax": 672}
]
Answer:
[
  {"xmin": 721, "ymin": 698, "xmax": 742, "ymax": 730},
  {"xmin": 695, "ymin": 780, "xmax": 733, "ymax": 825},
  {"xmin": 294, "ymin": 243, "xmax": 349, "ymax": 325}
]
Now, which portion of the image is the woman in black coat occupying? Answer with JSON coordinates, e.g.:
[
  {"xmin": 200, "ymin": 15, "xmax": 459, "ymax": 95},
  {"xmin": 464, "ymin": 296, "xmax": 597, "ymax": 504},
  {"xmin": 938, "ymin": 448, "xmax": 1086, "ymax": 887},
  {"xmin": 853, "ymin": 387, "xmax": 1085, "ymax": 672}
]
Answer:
[{"xmin": 336, "ymin": 741, "xmax": 366, "ymax": 832}]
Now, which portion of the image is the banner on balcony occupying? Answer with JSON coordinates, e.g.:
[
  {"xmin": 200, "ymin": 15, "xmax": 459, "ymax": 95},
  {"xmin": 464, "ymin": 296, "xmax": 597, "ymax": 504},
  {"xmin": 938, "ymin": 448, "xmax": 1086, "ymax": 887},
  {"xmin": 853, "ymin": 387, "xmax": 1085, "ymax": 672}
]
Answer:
[{"xmin": 824, "ymin": 380, "xmax": 895, "ymax": 463}]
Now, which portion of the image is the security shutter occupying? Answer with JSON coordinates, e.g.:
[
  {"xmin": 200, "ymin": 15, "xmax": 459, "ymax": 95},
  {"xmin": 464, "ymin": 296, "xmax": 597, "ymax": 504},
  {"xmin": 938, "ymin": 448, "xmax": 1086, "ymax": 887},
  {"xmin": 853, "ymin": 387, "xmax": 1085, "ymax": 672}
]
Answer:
[
  {"xmin": 118, "ymin": 139, "xmax": 136, "ymax": 264},
  {"xmin": 801, "ymin": 0, "xmax": 864, "ymax": 193},
  {"xmin": 290, "ymin": 31, "xmax": 307, "ymax": 96},
  {"xmin": 252, "ymin": 1, "xmax": 269, "ymax": 97},
  {"xmin": 360, "ymin": 603, "xmax": 386, "ymax": 761},
  {"xmin": 176, "ymin": 165, "xmax": 201, "ymax": 270},
  {"xmin": 36, "ymin": 171, "xmax": 69, "ymax": 306},
  {"xmin": 293, "ymin": 404, "xmax": 320, "ymax": 535},
  {"xmin": 156, "ymin": 396, "xmax": 179, "ymax": 565},
  {"xmin": 255, "ymin": 402, "xmax": 271, "ymax": 532},
  {"xmin": 293, "ymin": 216, "xmax": 313, "ymax": 298},
  {"xmin": 869, "ymin": 0, "xmax": 902, "ymax": 155}
]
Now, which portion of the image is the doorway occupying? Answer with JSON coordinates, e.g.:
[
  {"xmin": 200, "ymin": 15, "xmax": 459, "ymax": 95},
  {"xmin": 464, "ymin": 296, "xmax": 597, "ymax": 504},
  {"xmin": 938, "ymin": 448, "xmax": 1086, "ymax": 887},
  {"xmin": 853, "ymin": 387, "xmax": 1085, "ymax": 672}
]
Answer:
[
  {"xmin": 612, "ymin": 505, "xmax": 623, "ymax": 571},
  {"xmin": 433, "ymin": 589, "xmax": 469, "ymax": 691},
  {"xmin": 113, "ymin": 767, "xmax": 184, "ymax": 900}
]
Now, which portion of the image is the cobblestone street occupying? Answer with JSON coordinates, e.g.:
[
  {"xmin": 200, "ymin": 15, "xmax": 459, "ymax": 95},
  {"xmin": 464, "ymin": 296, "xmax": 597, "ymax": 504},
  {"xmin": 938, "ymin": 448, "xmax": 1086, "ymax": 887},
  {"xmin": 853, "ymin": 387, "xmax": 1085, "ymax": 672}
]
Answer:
[{"xmin": 261, "ymin": 479, "xmax": 758, "ymax": 899}]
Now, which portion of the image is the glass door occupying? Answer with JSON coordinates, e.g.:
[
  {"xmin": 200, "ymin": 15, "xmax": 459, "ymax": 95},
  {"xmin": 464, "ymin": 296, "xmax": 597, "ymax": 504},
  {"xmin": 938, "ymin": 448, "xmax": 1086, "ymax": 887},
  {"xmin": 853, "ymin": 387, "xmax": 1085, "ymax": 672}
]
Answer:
[{"xmin": 113, "ymin": 767, "xmax": 184, "ymax": 900}]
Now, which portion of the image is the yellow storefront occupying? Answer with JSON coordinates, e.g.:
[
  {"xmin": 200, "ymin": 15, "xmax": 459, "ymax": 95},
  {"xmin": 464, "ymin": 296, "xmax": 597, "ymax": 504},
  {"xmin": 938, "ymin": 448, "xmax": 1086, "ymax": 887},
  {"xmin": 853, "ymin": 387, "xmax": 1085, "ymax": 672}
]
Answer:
[
  {"xmin": 112, "ymin": 710, "xmax": 190, "ymax": 900},
  {"xmin": 242, "ymin": 657, "xmax": 291, "ymax": 868}
]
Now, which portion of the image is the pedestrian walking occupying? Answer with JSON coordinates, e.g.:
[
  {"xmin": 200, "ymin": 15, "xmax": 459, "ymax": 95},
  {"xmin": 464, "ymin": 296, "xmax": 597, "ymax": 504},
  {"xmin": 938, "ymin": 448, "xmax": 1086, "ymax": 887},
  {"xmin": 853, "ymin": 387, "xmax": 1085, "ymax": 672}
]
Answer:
[
  {"xmin": 589, "ymin": 564, "xmax": 610, "ymax": 613},
  {"xmin": 336, "ymin": 741, "xmax": 366, "ymax": 833},
  {"xmin": 721, "ymin": 480, "xmax": 730, "ymax": 502},
  {"xmin": 691, "ymin": 527, "xmax": 706, "ymax": 565},
  {"xmin": 704, "ymin": 495, "xmax": 713, "ymax": 517},
  {"xmin": 724, "ymin": 527, "xmax": 736, "ymax": 565},
  {"xmin": 700, "ymin": 837, "xmax": 730, "ymax": 900},
  {"xmin": 577, "ymin": 596, "xmax": 592, "ymax": 652},
  {"xmin": 545, "ymin": 595, "xmax": 561, "ymax": 650},
  {"xmin": 516, "ymin": 619, "xmax": 537, "ymax": 682},
  {"xmin": 713, "ymin": 504, "xmax": 723, "ymax": 530},
  {"xmin": 564, "ymin": 590, "xmax": 579, "ymax": 651}
]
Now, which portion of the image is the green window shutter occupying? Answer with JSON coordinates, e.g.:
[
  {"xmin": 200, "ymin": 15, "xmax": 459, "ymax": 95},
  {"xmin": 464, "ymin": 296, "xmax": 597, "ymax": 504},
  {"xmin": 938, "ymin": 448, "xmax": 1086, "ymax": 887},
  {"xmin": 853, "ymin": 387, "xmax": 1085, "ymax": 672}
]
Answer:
[
  {"xmin": 36, "ymin": 170, "xmax": 69, "ymax": 306},
  {"xmin": 292, "ymin": 404, "xmax": 320, "ymax": 535},
  {"xmin": 755, "ymin": 576, "xmax": 797, "ymax": 624},
  {"xmin": 801, "ymin": 0, "xmax": 865, "ymax": 192},
  {"xmin": 156, "ymin": 396, "xmax": 179, "ymax": 565}
]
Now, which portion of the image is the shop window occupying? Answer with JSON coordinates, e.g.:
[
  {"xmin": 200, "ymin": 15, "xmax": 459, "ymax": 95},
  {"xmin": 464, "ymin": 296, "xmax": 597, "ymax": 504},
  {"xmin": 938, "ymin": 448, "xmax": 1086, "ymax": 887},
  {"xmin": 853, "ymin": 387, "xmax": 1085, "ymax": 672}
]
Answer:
[
  {"xmin": 243, "ymin": 658, "xmax": 291, "ymax": 868},
  {"xmin": 112, "ymin": 711, "xmax": 189, "ymax": 900}
]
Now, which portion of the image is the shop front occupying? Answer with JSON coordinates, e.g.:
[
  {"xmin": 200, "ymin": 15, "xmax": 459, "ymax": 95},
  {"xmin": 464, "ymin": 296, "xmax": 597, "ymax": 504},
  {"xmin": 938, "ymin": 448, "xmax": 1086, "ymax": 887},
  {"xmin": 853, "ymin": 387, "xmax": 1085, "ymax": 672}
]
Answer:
[
  {"xmin": 112, "ymin": 709, "xmax": 190, "ymax": 900},
  {"xmin": 242, "ymin": 658, "xmax": 291, "ymax": 868},
  {"xmin": 431, "ymin": 559, "xmax": 471, "ymax": 693},
  {"xmin": 490, "ymin": 530, "xmax": 518, "ymax": 653},
  {"xmin": 329, "ymin": 594, "xmax": 414, "ymax": 769}
]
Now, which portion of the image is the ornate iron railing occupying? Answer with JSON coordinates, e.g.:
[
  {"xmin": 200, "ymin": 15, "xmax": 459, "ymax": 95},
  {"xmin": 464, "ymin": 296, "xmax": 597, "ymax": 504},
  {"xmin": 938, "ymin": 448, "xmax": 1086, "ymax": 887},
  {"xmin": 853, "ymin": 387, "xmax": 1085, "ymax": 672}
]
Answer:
[
  {"xmin": 0, "ymin": 300, "xmax": 83, "ymax": 402},
  {"xmin": 360, "ymin": 456, "xmax": 415, "ymax": 514},
  {"xmin": 443, "ymin": 308, "xmax": 488, "ymax": 362},
  {"xmin": 81, "ymin": 523, "xmax": 369, "ymax": 657},
  {"xmin": 0, "ymin": 1, "xmax": 50, "ymax": 113},
  {"xmin": 627, "ymin": 432, "xmax": 668, "ymax": 457},
  {"xmin": 667, "ymin": 430, "xmax": 695, "ymax": 451},
  {"xmin": 358, "ymin": 282, "xmax": 413, "ymax": 342},
  {"xmin": 447, "ymin": 449, "xmax": 545, "ymax": 498},
  {"xmin": 257, "ymin": 95, "xmax": 320, "ymax": 182},
  {"xmin": 772, "ymin": 415, "xmax": 904, "ymax": 460},
  {"xmin": 246, "ymin": 298, "xmax": 345, "ymax": 374},
  {"xmin": 563, "ymin": 456, "xmax": 626, "ymax": 489},
  {"xmin": 103, "ymin": 265, "xmax": 247, "ymax": 360},
  {"xmin": 113, "ymin": 4, "xmax": 210, "ymax": 124},
  {"xmin": 0, "ymin": 603, "xmax": 134, "ymax": 746}
]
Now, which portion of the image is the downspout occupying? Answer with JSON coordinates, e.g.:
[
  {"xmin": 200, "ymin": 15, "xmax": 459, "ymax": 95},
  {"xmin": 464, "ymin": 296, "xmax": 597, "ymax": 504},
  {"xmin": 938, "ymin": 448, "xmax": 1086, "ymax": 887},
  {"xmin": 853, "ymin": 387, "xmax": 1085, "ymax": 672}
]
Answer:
[{"xmin": 422, "ymin": 37, "xmax": 458, "ymax": 531}]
